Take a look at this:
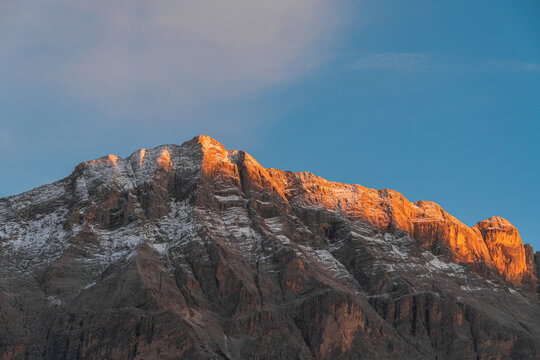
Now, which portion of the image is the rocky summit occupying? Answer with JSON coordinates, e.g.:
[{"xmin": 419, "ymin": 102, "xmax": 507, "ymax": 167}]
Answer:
[{"xmin": 0, "ymin": 135, "xmax": 538, "ymax": 359}]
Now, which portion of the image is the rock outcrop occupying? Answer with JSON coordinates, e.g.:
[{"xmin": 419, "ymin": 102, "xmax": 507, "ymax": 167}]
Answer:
[
  {"xmin": 473, "ymin": 217, "xmax": 530, "ymax": 282},
  {"xmin": 0, "ymin": 135, "xmax": 538, "ymax": 359},
  {"xmin": 267, "ymin": 164, "xmax": 534, "ymax": 284}
]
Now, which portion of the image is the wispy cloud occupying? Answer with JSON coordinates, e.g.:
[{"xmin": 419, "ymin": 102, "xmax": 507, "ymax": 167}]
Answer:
[
  {"xmin": 1, "ymin": 0, "xmax": 343, "ymax": 120},
  {"xmin": 487, "ymin": 59, "xmax": 540, "ymax": 72},
  {"xmin": 349, "ymin": 53, "xmax": 540, "ymax": 74},
  {"xmin": 349, "ymin": 53, "xmax": 432, "ymax": 71}
]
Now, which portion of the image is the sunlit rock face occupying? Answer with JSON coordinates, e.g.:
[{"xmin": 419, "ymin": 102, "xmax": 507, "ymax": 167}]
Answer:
[
  {"xmin": 253, "ymin": 151, "xmax": 533, "ymax": 284},
  {"xmin": 473, "ymin": 217, "xmax": 529, "ymax": 282},
  {"xmin": 0, "ymin": 135, "xmax": 538, "ymax": 359}
]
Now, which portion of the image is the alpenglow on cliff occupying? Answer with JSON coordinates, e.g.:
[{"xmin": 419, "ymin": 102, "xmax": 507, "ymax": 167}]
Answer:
[{"xmin": 0, "ymin": 135, "xmax": 538, "ymax": 359}]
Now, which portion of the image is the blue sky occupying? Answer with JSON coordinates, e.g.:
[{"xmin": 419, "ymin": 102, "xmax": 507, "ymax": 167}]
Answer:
[{"xmin": 1, "ymin": 1, "xmax": 539, "ymax": 248}]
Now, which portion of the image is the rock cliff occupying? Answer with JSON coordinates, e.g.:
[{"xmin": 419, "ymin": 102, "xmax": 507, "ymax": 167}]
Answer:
[{"xmin": 0, "ymin": 135, "xmax": 538, "ymax": 359}]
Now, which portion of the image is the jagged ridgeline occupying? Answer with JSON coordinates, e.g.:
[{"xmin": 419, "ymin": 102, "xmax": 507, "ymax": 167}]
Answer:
[{"xmin": 0, "ymin": 135, "xmax": 538, "ymax": 359}]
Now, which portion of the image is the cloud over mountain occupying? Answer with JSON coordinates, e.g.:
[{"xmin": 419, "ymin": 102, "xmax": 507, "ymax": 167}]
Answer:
[{"xmin": 1, "ymin": 1, "xmax": 342, "ymax": 117}]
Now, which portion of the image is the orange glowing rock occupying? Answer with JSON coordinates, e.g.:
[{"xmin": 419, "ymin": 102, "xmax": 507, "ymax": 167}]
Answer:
[
  {"xmin": 193, "ymin": 135, "xmax": 533, "ymax": 284},
  {"xmin": 106, "ymin": 155, "xmax": 119, "ymax": 168},
  {"xmin": 139, "ymin": 149, "xmax": 146, "ymax": 168},
  {"xmin": 473, "ymin": 217, "xmax": 528, "ymax": 282},
  {"xmin": 85, "ymin": 155, "xmax": 119, "ymax": 168},
  {"xmin": 157, "ymin": 149, "xmax": 172, "ymax": 171}
]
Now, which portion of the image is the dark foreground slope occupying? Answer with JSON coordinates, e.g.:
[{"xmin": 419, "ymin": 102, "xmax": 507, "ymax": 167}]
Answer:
[{"xmin": 0, "ymin": 136, "xmax": 538, "ymax": 359}]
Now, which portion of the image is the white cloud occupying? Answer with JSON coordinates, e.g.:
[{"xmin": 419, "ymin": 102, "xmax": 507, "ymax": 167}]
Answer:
[
  {"xmin": 488, "ymin": 59, "xmax": 540, "ymax": 72},
  {"xmin": 349, "ymin": 53, "xmax": 540, "ymax": 74},
  {"xmin": 350, "ymin": 53, "xmax": 431, "ymax": 71},
  {"xmin": 1, "ymin": 0, "xmax": 343, "ymax": 118}
]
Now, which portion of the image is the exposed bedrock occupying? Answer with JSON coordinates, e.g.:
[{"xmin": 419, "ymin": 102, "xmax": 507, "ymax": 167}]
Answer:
[{"xmin": 0, "ymin": 135, "xmax": 538, "ymax": 359}]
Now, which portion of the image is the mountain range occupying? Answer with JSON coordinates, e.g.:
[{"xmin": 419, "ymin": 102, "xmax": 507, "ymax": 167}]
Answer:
[{"xmin": 0, "ymin": 135, "xmax": 538, "ymax": 359}]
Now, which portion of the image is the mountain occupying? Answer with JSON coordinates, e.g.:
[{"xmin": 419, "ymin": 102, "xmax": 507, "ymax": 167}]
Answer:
[{"xmin": 0, "ymin": 135, "xmax": 538, "ymax": 359}]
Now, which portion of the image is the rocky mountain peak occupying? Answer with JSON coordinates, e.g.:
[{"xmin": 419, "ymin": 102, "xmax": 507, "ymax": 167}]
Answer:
[
  {"xmin": 196, "ymin": 134, "xmax": 227, "ymax": 151},
  {"xmin": 0, "ymin": 135, "xmax": 538, "ymax": 359},
  {"xmin": 67, "ymin": 135, "xmax": 535, "ymax": 284},
  {"xmin": 473, "ymin": 216, "xmax": 529, "ymax": 282},
  {"xmin": 475, "ymin": 216, "xmax": 518, "ymax": 232}
]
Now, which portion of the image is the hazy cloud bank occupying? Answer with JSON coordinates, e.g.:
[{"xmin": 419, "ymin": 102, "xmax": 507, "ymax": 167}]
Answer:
[{"xmin": 1, "ymin": 1, "xmax": 343, "ymax": 120}]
